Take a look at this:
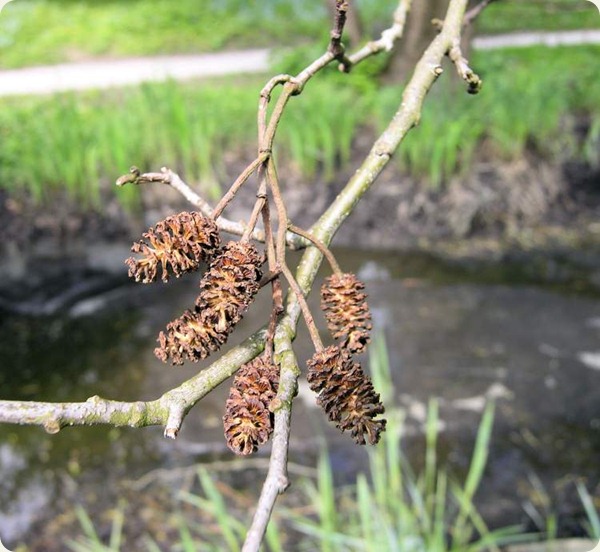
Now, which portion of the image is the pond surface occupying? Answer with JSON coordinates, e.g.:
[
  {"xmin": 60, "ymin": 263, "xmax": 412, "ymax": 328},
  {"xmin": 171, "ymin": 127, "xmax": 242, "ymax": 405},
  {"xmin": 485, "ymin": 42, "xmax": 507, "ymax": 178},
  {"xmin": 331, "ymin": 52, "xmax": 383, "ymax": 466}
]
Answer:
[{"xmin": 0, "ymin": 245, "xmax": 599, "ymax": 548}]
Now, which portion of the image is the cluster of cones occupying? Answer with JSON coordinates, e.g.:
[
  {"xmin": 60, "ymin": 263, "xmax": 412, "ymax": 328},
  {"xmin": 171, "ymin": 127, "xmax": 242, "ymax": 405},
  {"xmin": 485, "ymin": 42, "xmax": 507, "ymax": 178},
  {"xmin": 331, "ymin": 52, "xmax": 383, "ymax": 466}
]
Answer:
[
  {"xmin": 126, "ymin": 211, "xmax": 385, "ymax": 455},
  {"xmin": 309, "ymin": 273, "xmax": 386, "ymax": 446}
]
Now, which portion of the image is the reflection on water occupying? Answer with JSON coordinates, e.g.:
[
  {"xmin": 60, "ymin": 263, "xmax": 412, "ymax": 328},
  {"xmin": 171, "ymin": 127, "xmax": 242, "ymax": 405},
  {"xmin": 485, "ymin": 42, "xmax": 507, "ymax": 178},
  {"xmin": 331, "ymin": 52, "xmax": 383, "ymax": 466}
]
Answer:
[{"xmin": 0, "ymin": 248, "xmax": 599, "ymax": 546}]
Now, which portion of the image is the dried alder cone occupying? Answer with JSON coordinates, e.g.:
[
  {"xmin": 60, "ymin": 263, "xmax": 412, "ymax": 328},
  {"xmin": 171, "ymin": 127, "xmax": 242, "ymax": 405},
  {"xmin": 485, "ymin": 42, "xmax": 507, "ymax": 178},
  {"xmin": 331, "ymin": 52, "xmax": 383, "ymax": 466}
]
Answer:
[
  {"xmin": 126, "ymin": 211, "xmax": 220, "ymax": 283},
  {"xmin": 223, "ymin": 355, "xmax": 280, "ymax": 455},
  {"xmin": 321, "ymin": 272, "xmax": 372, "ymax": 354},
  {"xmin": 155, "ymin": 240, "xmax": 263, "ymax": 365},
  {"xmin": 307, "ymin": 345, "xmax": 386, "ymax": 445}
]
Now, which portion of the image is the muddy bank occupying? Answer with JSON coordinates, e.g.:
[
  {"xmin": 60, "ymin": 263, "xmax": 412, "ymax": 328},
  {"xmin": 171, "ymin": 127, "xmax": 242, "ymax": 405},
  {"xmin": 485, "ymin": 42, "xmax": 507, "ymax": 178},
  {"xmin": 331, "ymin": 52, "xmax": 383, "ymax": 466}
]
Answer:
[{"xmin": 1, "ymin": 144, "xmax": 599, "ymax": 281}]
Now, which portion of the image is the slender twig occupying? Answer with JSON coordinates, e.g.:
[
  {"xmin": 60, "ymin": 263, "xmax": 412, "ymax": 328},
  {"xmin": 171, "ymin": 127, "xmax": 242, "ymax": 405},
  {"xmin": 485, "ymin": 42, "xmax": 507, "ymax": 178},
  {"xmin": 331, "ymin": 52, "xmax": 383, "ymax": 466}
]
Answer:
[
  {"xmin": 463, "ymin": 0, "xmax": 498, "ymax": 26},
  {"xmin": 261, "ymin": 82, "xmax": 298, "ymax": 153},
  {"xmin": 212, "ymin": 153, "xmax": 268, "ymax": 219},
  {"xmin": 448, "ymin": 37, "xmax": 483, "ymax": 94},
  {"xmin": 280, "ymin": 263, "xmax": 323, "ymax": 352},
  {"xmin": 241, "ymin": 182, "xmax": 268, "ymax": 242},
  {"xmin": 115, "ymin": 164, "xmax": 309, "ymax": 248},
  {"xmin": 288, "ymin": 224, "xmax": 342, "ymax": 274},
  {"xmin": 265, "ymin": 158, "xmax": 289, "ymax": 265},
  {"xmin": 264, "ymin": 278, "xmax": 283, "ymax": 364},
  {"xmin": 328, "ymin": 0, "xmax": 351, "ymax": 65},
  {"xmin": 341, "ymin": 0, "xmax": 412, "ymax": 71},
  {"xmin": 259, "ymin": 74, "xmax": 293, "ymax": 142}
]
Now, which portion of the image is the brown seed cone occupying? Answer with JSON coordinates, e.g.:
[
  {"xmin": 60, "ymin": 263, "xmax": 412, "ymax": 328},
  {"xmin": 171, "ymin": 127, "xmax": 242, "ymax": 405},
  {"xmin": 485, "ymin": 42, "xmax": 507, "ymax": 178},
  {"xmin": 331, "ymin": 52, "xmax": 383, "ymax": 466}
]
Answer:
[
  {"xmin": 154, "ymin": 308, "xmax": 227, "ymax": 366},
  {"xmin": 306, "ymin": 345, "xmax": 386, "ymax": 445},
  {"xmin": 321, "ymin": 273, "xmax": 372, "ymax": 354},
  {"xmin": 223, "ymin": 356, "xmax": 280, "ymax": 455},
  {"xmin": 196, "ymin": 240, "xmax": 263, "ymax": 333},
  {"xmin": 126, "ymin": 211, "xmax": 220, "ymax": 283},
  {"xmin": 154, "ymin": 240, "xmax": 263, "ymax": 365}
]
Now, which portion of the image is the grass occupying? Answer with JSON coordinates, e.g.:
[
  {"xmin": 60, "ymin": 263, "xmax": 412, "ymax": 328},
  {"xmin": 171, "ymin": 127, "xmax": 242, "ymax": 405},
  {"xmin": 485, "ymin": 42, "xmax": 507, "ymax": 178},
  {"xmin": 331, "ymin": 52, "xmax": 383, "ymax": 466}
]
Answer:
[
  {"xmin": 377, "ymin": 45, "xmax": 600, "ymax": 188},
  {"xmin": 0, "ymin": 0, "xmax": 597, "ymax": 69},
  {"xmin": 475, "ymin": 0, "xmax": 600, "ymax": 35},
  {"xmin": 0, "ymin": 44, "xmax": 597, "ymax": 207}
]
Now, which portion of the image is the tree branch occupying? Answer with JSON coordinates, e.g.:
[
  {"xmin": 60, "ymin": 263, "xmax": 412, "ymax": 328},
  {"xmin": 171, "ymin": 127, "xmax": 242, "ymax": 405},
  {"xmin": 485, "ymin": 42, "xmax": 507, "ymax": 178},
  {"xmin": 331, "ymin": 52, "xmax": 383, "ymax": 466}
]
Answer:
[
  {"xmin": 463, "ymin": 0, "xmax": 499, "ymax": 27},
  {"xmin": 115, "ymin": 164, "xmax": 308, "ymax": 248},
  {"xmin": 0, "ymin": 329, "xmax": 266, "ymax": 437},
  {"xmin": 3, "ymin": 3, "xmax": 481, "ymax": 550},
  {"xmin": 448, "ymin": 36, "xmax": 483, "ymax": 94},
  {"xmin": 341, "ymin": 0, "xmax": 413, "ymax": 71},
  {"xmin": 242, "ymin": 0, "xmax": 475, "ymax": 548}
]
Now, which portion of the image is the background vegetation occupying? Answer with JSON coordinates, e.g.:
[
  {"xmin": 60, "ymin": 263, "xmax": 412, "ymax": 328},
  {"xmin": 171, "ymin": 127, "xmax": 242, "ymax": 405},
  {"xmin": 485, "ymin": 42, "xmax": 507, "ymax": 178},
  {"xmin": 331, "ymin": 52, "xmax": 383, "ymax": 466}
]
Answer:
[
  {"xmin": 0, "ymin": 0, "xmax": 597, "ymax": 68},
  {"xmin": 0, "ymin": 45, "xmax": 598, "ymax": 206}
]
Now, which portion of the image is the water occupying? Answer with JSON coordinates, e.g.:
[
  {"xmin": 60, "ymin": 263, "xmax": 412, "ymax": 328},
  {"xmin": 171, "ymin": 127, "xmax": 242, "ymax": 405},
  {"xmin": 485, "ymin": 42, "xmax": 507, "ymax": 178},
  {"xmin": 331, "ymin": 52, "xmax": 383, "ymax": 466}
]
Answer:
[{"xmin": 0, "ymin": 247, "xmax": 599, "ymax": 547}]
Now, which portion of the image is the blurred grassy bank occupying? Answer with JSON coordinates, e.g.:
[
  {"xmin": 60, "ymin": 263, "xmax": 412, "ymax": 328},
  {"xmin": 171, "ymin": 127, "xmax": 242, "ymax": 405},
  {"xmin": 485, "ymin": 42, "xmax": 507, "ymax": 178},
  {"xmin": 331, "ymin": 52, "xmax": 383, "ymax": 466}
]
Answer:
[
  {"xmin": 0, "ymin": 45, "xmax": 598, "ymax": 208},
  {"xmin": 0, "ymin": 0, "xmax": 597, "ymax": 69}
]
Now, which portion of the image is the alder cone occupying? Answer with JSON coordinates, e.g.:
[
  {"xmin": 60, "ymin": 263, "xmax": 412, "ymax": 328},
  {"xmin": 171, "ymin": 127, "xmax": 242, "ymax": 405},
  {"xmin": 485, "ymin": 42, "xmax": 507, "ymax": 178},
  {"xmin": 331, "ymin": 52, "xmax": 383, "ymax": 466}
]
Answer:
[
  {"xmin": 197, "ymin": 240, "xmax": 263, "ymax": 334},
  {"xmin": 155, "ymin": 240, "xmax": 263, "ymax": 365},
  {"xmin": 321, "ymin": 273, "xmax": 372, "ymax": 353},
  {"xmin": 126, "ymin": 211, "xmax": 220, "ymax": 283},
  {"xmin": 306, "ymin": 345, "xmax": 386, "ymax": 445},
  {"xmin": 223, "ymin": 356, "xmax": 280, "ymax": 455}
]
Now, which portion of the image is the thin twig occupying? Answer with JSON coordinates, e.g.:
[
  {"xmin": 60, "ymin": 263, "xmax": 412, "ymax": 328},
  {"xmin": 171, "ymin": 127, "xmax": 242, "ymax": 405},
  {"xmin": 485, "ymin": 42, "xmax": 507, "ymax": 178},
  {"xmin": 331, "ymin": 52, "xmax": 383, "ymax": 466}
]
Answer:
[
  {"xmin": 115, "ymin": 165, "xmax": 308, "ymax": 247},
  {"xmin": 280, "ymin": 263, "xmax": 323, "ymax": 352},
  {"xmin": 342, "ymin": 0, "xmax": 412, "ymax": 71},
  {"xmin": 259, "ymin": 74, "xmax": 293, "ymax": 142},
  {"xmin": 463, "ymin": 0, "xmax": 498, "ymax": 26},
  {"xmin": 213, "ymin": 153, "xmax": 268, "ymax": 219},
  {"xmin": 241, "ymin": 182, "xmax": 268, "ymax": 242},
  {"xmin": 262, "ymin": 193, "xmax": 284, "ymax": 364},
  {"xmin": 288, "ymin": 224, "xmax": 342, "ymax": 274},
  {"xmin": 448, "ymin": 37, "xmax": 483, "ymax": 94},
  {"xmin": 328, "ymin": 0, "xmax": 351, "ymax": 65},
  {"xmin": 265, "ymin": 158, "xmax": 288, "ymax": 265},
  {"xmin": 261, "ymin": 82, "xmax": 298, "ymax": 153}
]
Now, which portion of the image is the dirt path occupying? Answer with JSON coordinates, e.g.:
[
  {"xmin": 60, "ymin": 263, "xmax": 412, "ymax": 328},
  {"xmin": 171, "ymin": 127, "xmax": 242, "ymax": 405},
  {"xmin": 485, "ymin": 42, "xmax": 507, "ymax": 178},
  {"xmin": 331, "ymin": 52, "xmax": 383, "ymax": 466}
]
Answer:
[
  {"xmin": 0, "ymin": 48, "xmax": 270, "ymax": 96},
  {"xmin": 0, "ymin": 30, "xmax": 599, "ymax": 97}
]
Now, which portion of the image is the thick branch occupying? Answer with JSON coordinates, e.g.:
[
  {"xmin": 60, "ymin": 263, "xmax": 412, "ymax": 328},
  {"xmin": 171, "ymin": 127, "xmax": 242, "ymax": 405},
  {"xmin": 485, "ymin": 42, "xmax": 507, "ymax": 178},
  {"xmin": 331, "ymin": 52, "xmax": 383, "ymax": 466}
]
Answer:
[{"xmin": 0, "ymin": 330, "xmax": 266, "ymax": 437}]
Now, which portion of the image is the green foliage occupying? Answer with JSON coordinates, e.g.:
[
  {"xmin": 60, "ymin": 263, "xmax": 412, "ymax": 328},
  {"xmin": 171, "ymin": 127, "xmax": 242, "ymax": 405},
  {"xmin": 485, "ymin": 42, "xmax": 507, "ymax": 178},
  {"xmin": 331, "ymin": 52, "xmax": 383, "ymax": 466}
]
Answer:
[
  {"xmin": 0, "ymin": 45, "xmax": 598, "ymax": 205},
  {"xmin": 0, "ymin": 77, "xmax": 365, "ymax": 207},
  {"xmin": 1, "ymin": 0, "xmax": 597, "ymax": 69},
  {"xmin": 577, "ymin": 482, "xmax": 600, "ymax": 541},
  {"xmin": 67, "ymin": 503, "xmax": 125, "ymax": 552},
  {"xmin": 475, "ymin": 0, "xmax": 599, "ymax": 34},
  {"xmin": 375, "ymin": 45, "xmax": 600, "ymax": 186},
  {"xmin": 0, "ymin": 0, "xmax": 329, "ymax": 69}
]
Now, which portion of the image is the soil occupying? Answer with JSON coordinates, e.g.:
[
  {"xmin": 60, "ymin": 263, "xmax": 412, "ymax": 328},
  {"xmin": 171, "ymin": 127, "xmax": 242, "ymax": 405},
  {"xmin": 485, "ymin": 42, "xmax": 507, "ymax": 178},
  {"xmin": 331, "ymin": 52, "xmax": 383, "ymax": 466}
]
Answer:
[{"xmin": 1, "ymin": 135, "xmax": 599, "ymax": 271}]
